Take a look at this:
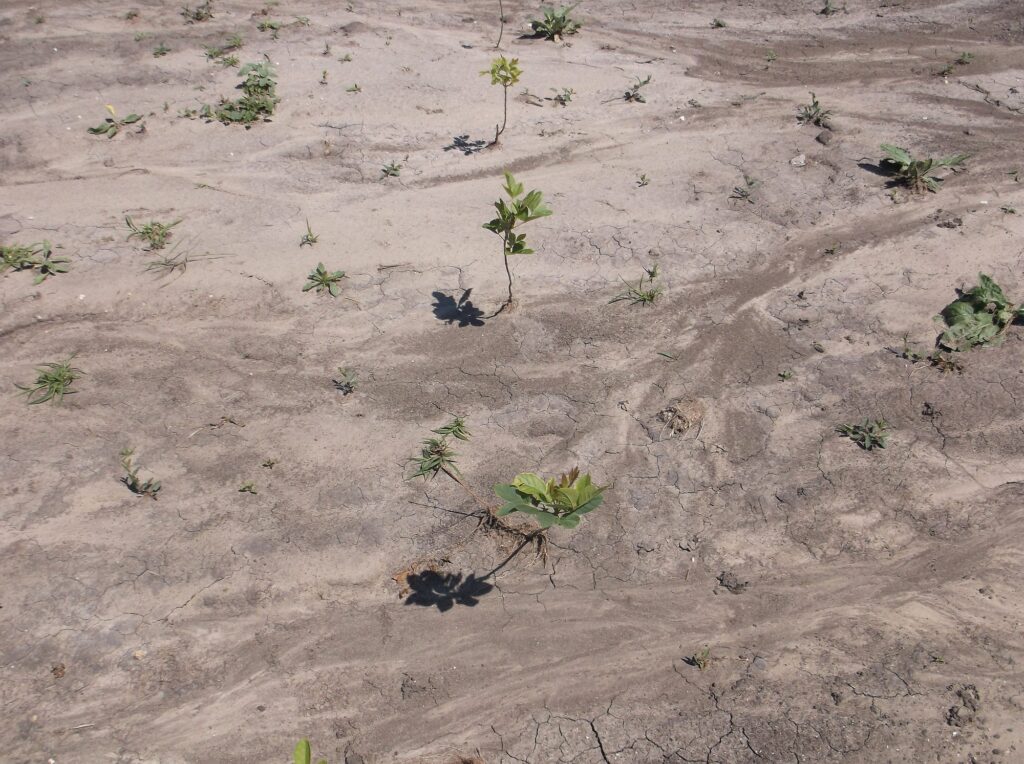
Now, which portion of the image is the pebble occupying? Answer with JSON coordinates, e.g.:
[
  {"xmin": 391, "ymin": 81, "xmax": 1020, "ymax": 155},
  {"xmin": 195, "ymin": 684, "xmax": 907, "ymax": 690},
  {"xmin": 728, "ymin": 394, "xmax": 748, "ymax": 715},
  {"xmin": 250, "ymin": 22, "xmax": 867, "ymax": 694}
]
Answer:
[{"xmin": 790, "ymin": 154, "xmax": 806, "ymax": 167}]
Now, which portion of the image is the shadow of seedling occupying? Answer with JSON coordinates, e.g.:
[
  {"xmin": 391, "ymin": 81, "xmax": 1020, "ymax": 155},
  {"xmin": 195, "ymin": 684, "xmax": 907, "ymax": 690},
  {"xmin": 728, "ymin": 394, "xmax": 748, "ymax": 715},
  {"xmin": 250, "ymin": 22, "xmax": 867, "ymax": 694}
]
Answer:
[
  {"xmin": 443, "ymin": 135, "xmax": 488, "ymax": 155},
  {"xmin": 403, "ymin": 570, "xmax": 494, "ymax": 612},
  {"xmin": 856, "ymin": 159, "xmax": 897, "ymax": 181},
  {"xmin": 432, "ymin": 290, "xmax": 485, "ymax": 327}
]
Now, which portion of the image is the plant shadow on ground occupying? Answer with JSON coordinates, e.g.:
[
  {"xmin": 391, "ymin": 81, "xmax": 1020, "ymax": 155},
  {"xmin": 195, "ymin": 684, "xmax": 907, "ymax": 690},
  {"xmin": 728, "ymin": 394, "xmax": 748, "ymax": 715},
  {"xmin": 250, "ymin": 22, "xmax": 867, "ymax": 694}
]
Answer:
[
  {"xmin": 432, "ymin": 290, "xmax": 486, "ymax": 327},
  {"xmin": 403, "ymin": 570, "xmax": 494, "ymax": 612},
  {"xmin": 443, "ymin": 135, "xmax": 488, "ymax": 155},
  {"xmin": 857, "ymin": 160, "xmax": 899, "ymax": 181}
]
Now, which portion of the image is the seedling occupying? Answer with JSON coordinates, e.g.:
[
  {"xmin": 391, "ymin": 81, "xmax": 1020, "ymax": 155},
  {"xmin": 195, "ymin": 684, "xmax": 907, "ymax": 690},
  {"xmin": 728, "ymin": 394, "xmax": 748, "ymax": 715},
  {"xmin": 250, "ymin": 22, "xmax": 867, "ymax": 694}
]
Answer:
[
  {"xmin": 494, "ymin": 467, "xmax": 605, "ymax": 530},
  {"xmin": 31, "ymin": 244, "xmax": 70, "ymax": 283},
  {"xmin": 530, "ymin": 5, "xmax": 581, "ymax": 41},
  {"xmin": 636, "ymin": 173, "xmax": 650, "ymax": 187},
  {"xmin": 410, "ymin": 436, "xmax": 461, "ymax": 479},
  {"xmin": 938, "ymin": 273, "xmax": 1024, "ymax": 351},
  {"xmin": 796, "ymin": 92, "xmax": 832, "ymax": 127},
  {"xmin": 16, "ymin": 358, "xmax": 83, "ymax": 404},
  {"xmin": 1002, "ymin": 205, "xmax": 1017, "ymax": 215},
  {"xmin": 710, "ymin": 18, "xmax": 727, "ymax": 28},
  {"xmin": 730, "ymin": 174, "xmax": 760, "ymax": 203},
  {"xmin": 88, "ymin": 105, "xmax": 143, "ymax": 138},
  {"xmin": 610, "ymin": 264, "xmax": 662, "ymax": 306},
  {"xmin": 257, "ymin": 19, "xmax": 281, "ymax": 34},
  {"xmin": 836, "ymin": 419, "xmax": 890, "ymax": 450},
  {"xmin": 201, "ymin": 62, "xmax": 279, "ymax": 125},
  {"xmin": 778, "ymin": 369, "xmax": 794, "ymax": 380},
  {"xmin": 120, "ymin": 447, "xmax": 161, "ymax": 498},
  {"xmin": 153, "ymin": 43, "xmax": 170, "ymax": 57},
  {"xmin": 322, "ymin": 42, "xmax": 331, "ymax": 55},
  {"xmin": 300, "ymin": 219, "xmax": 319, "ymax": 247},
  {"xmin": 125, "ymin": 10, "xmax": 139, "ymax": 20},
  {"xmin": 879, "ymin": 144, "xmax": 968, "ymax": 193},
  {"xmin": 239, "ymin": 481, "xmax": 257, "ymax": 494},
  {"xmin": 482, "ymin": 171, "xmax": 552, "ymax": 312},
  {"xmin": 1, "ymin": 241, "xmax": 68, "ymax": 284},
  {"xmin": 623, "ymin": 75, "xmax": 651, "ymax": 103},
  {"xmin": 549, "ymin": 87, "xmax": 574, "ymax": 106},
  {"xmin": 481, "ymin": 56, "xmax": 522, "ymax": 144},
  {"xmin": 205, "ymin": 35, "xmax": 243, "ymax": 66},
  {"xmin": 684, "ymin": 647, "xmax": 711, "ymax": 671},
  {"xmin": 895, "ymin": 334, "xmax": 964, "ymax": 373},
  {"xmin": 339, "ymin": 53, "xmax": 353, "ymax": 63},
  {"xmin": 818, "ymin": 0, "xmax": 844, "ymax": 15},
  {"xmin": 319, "ymin": 69, "xmax": 328, "ymax": 85},
  {"xmin": 381, "ymin": 161, "xmax": 402, "ymax": 178},
  {"xmin": 262, "ymin": 459, "xmax": 277, "ymax": 469},
  {"xmin": 126, "ymin": 216, "xmax": 181, "ymax": 250},
  {"xmin": 346, "ymin": 83, "xmax": 361, "ymax": 93},
  {"xmin": 303, "ymin": 262, "xmax": 347, "ymax": 297},
  {"xmin": 294, "ymin": 739, "xmax": 327, "ymax": 764},
  {"xmin": 956, "ymin": 52, "xmax": 975, "ymax": 65},
  {"xmin": 765, "ymin": 49, "xmax": 777, "ymax": 64},
  {"xmin": 333, "ymin": 367, "xmax": 357, "ymax": 395},
  {"xmin": 181, "ymin": 1, "xmax": 214, "ymax": 22}
]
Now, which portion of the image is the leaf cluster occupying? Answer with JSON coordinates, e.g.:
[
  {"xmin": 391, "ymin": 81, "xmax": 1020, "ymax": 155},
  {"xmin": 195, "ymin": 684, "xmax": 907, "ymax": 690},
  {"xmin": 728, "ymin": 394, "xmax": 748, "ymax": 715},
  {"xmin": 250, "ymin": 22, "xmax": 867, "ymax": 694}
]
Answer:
[
  {"xmin": 16, "ymin": 358, "xmax": 83, "ymax": 405},
  {"xmin": 208, "ymin": 62, "xmax": 279, "ymax": 125},
  {"xmin": 880, "ymin": 144, "xmax": 968, "ymax": 193},
  {"xmin": 120, "ymin": 447, "xmax": 161, "ymax": 498},
  {"xmin": 836, "ymin": 419, "xmax": 890, "ymax": 450},
  {"xmin": 483, "ymin": 172, "xmax": 552, "ymax": 256},
  {"xmin": 938, "ymin": 273, "xmax": 1023, "ymax": 351},
  {"xmin": 610, "ymin": 264, "xmax": 662, "ymax": 306},
  {"xmin": 494, "ymin": 467, "xmax": 605, "ymax": 529},
  {"xmin": 530, "ymin": 5, "xmax": 581, "ymax": 40},
  {"xmin": 88, "ymin": 106, "xmax": 143, "ymax": 138},
  {"xmin": 409, "ymin": 418, "xmax": 470, "ymax": 479},
  {"xmin": 205, "ymin": 35, "xmax": 243, "ymax": 66},
  {"xmin": 481, "ymin": 56, "xmax": 522, "ymax": 88},
  {"xmin": 303, "ymin": 262, "xmax": 347, "ymax": 297},
  {"xmin": 1, "ymin": 240, "xmax": 69, "ymax": 284}
]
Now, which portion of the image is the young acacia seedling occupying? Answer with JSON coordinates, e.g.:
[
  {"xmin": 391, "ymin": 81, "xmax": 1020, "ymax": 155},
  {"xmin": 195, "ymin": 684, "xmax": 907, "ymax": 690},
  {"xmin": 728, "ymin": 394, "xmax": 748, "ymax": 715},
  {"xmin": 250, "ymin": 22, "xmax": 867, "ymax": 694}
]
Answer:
[
  {"xmin": 938, "ymin": 273, "xmax": 1024, "ymax": 351},
  {"xmin": 797, "ymin": 92, "xmax": 832, "ymax": 127},
  {"xmin": 303, "ymin": 262, "xmax": 347, "ymax": 297},
  {"xmin": 88, "ymin": 105, "xmax": 143, "ymax": 138},
  {"xmin": 300, "ymin": 219, "xmax": 319, "ymax": 247},
  {"xmin": 16, "ymin": 358, "xmax": 83, "ymax": 404},
  {"xmin": 879, "ymin": 144, "xmax": 968, "ymax": 193},
  {"xmin": 126, "ymin": 216, "xmax": 181, "ymax": 250},
  {"xmin": 837, "ymin": 419, "xmax": 890, "ymax": 450},
  {"xmin": 623, "ymin": 75, "xmax": 652, "ymax": 103},
  {"xmin": 293, "ymin": 739, "xmax": 327, "ymax": 764},
  {"xmin": 610, "ymin": 264, "xmax": 662, "ymax": 306},
  {"xmin": 120, "ymin": 447, "xmax": 161, "ymax": 498},
  {"xmin": 481, "ymin": 56, "xmax": 522, "ymax": 145},
  {"xmin": 530, "ymin": 4, "xmax": 581, "ymax": 41},
  {"xmin": 181, "ymin": 1, "xmax": 214, "ymax": 22},
  {"xmin": 494, "ymin": 467, "xmax": 606, "ymax": 530},
  {"xmin": 482, "ymin": 171, "xmax": 552, "ymax": 312},
  {"xmin": 333, "ymin": 367, "xmax": 357, "ymax": 395}
]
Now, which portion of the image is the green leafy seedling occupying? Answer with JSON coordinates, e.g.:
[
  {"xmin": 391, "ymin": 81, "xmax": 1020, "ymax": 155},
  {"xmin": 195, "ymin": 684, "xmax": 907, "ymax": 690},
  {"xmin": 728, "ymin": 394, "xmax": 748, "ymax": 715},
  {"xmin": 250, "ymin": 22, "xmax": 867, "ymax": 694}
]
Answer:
[
  {"xmin": 333, "ymin": 367, "xmax": 357, "ymax": 395},
  {"xmin": 1, "ymin": 241, "xmax": 68, "ymax": 283},
  {"xmin": 153, "ymin": 43, "xmax": 170, "ymax": 57},
  {"xmin": 381, "ymin": 161, "xmax": 402, "ymax": 178},
  {"xmin": 938, "ymin": 273, "xmax": 1024, "ymax": 351},
  {"xmin": 494, "ymin": 467, "xmax": 606, "ymax": 530},
  {"xmin": 684, "ymin": 647, "xmax": 711, "ymax": 670},
  {"xmin": 16, "ymin": 358, "xmax": 83, "ymax": 404},
  {"xmin": 303, "ymin": 263, "xmax": 346, "ymax": 297},
  {"xmin": 530, "ymin": 5, "xmax": 581, "ymax": 41},
  {"xmin": 778, "ymin": 369, "xmax": 794, "ymax": 381},
  {"xmin": 31, "ymin": 243, "xmax": 70, "ymax": 283},
  {"xmin": 623, "ymin": 75, "xmax": 652, "ymax": 103},
  {"xmin": 837, "ymin": 419, "xmax": 890, "ymax": 450},
  {"xmin": 483, "ymin": 171, "xmax": 552, "ymax": 312},
  {"xmin": 433, "ymin": 415, "xmax": 471, "ymax": 441},
  {"xmin": 879, "ymin": 144, "xmax": 968, "ymax": 193},
  {"xmin": 126, "ymin": 216, "xmax": 181, "ymax": 250},
  {"xmin": 120, "ymin": 447, "xmax": 161, "ymax": 498},
  {"xmin": 636, "ymin": 173, "xmax": 650, "ymax": 187},
  {"xmin": 181, "ymin": 1, "xmax": 214, "ymax": 22},
  {"xmin": 550, "ymin": 87, "xmax": 574, "ymax": 106},
  {"xmin": 610, "ymin": 264, "xmax": 662, "ymax": 306},
  {"xmin": 88, "ymin": 105, "xmax": 143, "ymax": 138},
  {"xmin": 410, "ymin": 437, "xmax": 460, "ymax": 479},
  {"xmin": 0, "ymin": 243, "xmax": 38, "ymax": 274},
  {"xmin": 208, "ymin": 63, "xmax": 279, "ymax": 125},
  {"xmin": 294, "ymin": 739, "xmax": 327, "ymax": 764},
  {"xmin": 797, "ymin": 92, "xmax": 832, "ymax": 127},
  {"xmin": 300, "ymin": 219, "xmax": 319, "ymax": 247},
  {"xmin": 481, "ymin": 56, "xmax": 522, "ymax": 144}
]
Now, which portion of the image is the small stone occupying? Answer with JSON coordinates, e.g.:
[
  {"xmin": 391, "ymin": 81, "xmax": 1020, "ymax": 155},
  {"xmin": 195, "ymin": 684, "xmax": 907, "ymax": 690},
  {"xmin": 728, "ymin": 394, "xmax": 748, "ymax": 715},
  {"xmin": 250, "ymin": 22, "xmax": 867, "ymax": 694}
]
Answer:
[
  {"xmin": 790, "ymin": 154, "xmax": 806, "ymax": 167},
  {"xmin": 815, "ymin": 130, "xmax": 833, "ymax": 145}
]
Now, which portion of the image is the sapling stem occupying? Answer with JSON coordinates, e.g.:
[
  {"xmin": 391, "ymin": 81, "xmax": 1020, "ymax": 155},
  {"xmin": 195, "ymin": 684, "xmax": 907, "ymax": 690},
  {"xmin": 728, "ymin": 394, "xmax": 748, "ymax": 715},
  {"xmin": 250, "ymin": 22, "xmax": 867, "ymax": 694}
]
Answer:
[{"xmin": 495, "ymin": 0, "xmax": 505, "ymax": 48}]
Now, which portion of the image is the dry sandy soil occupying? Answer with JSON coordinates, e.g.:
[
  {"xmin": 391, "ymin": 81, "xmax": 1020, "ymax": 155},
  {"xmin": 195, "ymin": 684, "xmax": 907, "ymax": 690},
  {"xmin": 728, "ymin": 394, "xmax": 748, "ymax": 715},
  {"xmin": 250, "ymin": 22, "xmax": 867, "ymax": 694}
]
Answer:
[{"xmin": 2, "ymin": 0, "xmax": 1024, "ymax": 762}]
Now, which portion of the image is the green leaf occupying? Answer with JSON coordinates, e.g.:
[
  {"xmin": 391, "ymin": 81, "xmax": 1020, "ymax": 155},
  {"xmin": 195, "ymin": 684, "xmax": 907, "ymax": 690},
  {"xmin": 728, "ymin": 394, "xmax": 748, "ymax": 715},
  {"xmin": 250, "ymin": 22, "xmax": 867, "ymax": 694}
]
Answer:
[
  {"xmin": 880, "ymin": 143, "xmax": 911, "ymax": 167},
  {"xmin": 503, "ymin": 171, "xmax": 523, "ymax": 198},
  {"xmin": 123, "ymin": 114, "xmax": 142, "ymax": 123},
  {"xmin": 971, "ymin": 273, "xmax": 1008, "ymax": 306},
  {"xmin": 294, "ymin": 739, "xmax": 311, "ymax": 764},
  {"xmin": 512, "ymin": 473, "xmax": 551, "ymax": 502}
]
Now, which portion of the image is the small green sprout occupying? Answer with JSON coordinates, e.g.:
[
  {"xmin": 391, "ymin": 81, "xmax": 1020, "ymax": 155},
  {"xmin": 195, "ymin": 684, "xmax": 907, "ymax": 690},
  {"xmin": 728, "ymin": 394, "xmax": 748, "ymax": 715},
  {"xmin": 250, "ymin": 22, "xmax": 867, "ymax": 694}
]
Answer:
[
  {"xmin": 16, "ymin": 358, "xmax": 83, "ymax": 404},
  {"xmin": 120, "ymin": 447, "xmax": 161, "ymax": 498},
  {"xmin": 126, "ymin": 216, "xmax": 181, "ymax": 250},
  {"xmin": 300, "ymin": 219, "xmax": 319, "ymax": 247},
  {"xmin": 837, "ymin": 419, "xmax": 890, "ymax": 450},
  {"xmin": 88, "ymin": 105, "xmax": 143, "ymax": 138},
  {"xmin": 481, "ymin": 56, "xmax": 522, "ymax": 144},
  {"xmin": 610, "ymin": 265, "xmax": 662, "ymax": 306},
  {"xmin": 303, "ymin": 263, "xmax": 347, "ymax": 297},
  {"xmin": 494, "ymin": 467, "xmax": 606, "ymax": 530}
]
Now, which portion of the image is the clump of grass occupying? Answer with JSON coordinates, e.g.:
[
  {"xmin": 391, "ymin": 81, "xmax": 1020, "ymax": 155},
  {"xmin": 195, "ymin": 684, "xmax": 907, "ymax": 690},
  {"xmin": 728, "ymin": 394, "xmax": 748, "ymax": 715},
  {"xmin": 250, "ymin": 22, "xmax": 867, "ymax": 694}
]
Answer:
[
  {"xmin": 796, "ymin": 92, "xmax": 832, "ymax": 127},
  {"xmin": 205, "ymin": 34, "xmax": 243, "ymax": 66},
  {"xmin": 126, "ymin": 216, "xmax": 181, "ymax": 250},
  {"xmin": 610, "ymin": 264, "xmax": 662, "ymax": 306},
  {"xmin": 120, "ymin": 447, "xmax": 161, "ymax": 499},
  {"xmin": 16, "ymin": 358, "xmax": 83, "ymax": 404},
  {"xmin": 837, "ymin": 419, "xmax": 890, "ymax": 450},
  {"xmin": 303, "ymin": 262, "xmax": 347, "ymax": 297}
]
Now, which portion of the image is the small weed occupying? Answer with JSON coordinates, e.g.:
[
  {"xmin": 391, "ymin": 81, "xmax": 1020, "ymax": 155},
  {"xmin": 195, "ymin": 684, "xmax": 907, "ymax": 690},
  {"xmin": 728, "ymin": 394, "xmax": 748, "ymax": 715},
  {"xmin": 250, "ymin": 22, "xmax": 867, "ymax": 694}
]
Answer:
[
  {"xmin": 238, "ymin": 481, "xmax": 257, "ymax": 494},
  {"xmin": 684, "ymin": 647, "xmax": 712, "ymax": 670},
  {"xmin": 205, "ymin": 35, "xmax": 243, "ymax": 65},
  {"xmin": 549, "ymin": 87, "xmax": 575, "ymax": 106},
  {"xmin": 381, "ymin": 161, "xmax": 402, "ymax": 178},
  {"xmin": 257, "ymin": 19, "xmax": 281, "ymax": 36},
  {"xmin": 481, "ymin": 56, "xmax": 522, "ymax": 144},
  {"xmin": 623, "ymin": 74, "xmax": 652, "ymax": 103},
  {"xmin": 1, "ymin": 241, "xmax": 68, "ymax": 284},
  {"xmin": 895, "ymin": 334, "xmax": 964, "ymax": 373},
  {"xmin": 610, "ymin": 264, "xmax": 662, "ymax": 306},
  {"xmin": 32, "ymin": 244, "xmax": 70, "ymax": 283},
  {"xmin": 294, "ymin": 15, "xmax": 310, "ymax": 26},
  {"xmin": 778, "ymin": 369, "xmax": 794, "ymax": 380},
  {"xmin": 837, "ymin": 419, "xmax": 890, "ymax": 450},
  {"xmin": 153, "ymin": 43, "xmax": 170, "ymax": 57},
  {"xmin": 319, "ymin": 69, "xmax": 328, "ymax": 85},
  {"xmin": 205, "ymin": 62, "xmax": 279, "ymax": 125},
  {"xmin": 937, "ymin": 52, "xmax": 974, "ymax": 77},
  {"xmin": 956, "ymin": 51, "xmax": 975, "ymax": 65},
  {"xmin": 345, "ymin": 83, "xmax": 361, "ymax": 93},
  {"xmin": 339, "ymin": 53, "xmax": 353, "ymax": 63},
  {"xmin": 494, "ymin": 467, "xmax": 606, "ymax": 530},
  {"xmin": 332, "ymin": 367, "xmax": 357, "ymax": 395},
  {"xmin": 181, "ymin": 1, "xmax": 214, "ymax": 23},
  {"xmin": 636, "ymin": 173, "xmax": 650, "ymax": 187},
  {"xmin": 765, "ymin": 49, "xmax": 777, "ymax": 64},
  {"xmin": 262, "ymin": 458, "xmax": 277, "ymax": 469},
  {"xmin": 710, "ymin": 18, "xmax": 727, "ymax": 28},
  {"xmin": 120, "ymin": 448, "xmax": 161, "ymax": 499},
  {"xmin": 16, "ymin": 358, "xmax": 83, "ymax": 405},
  {"xmin": 880, "ymin": 144, "xmax": 968, "ymax": 193},
  {"xmin": 322, "ymin": 42, "xmax": 331, "ymax": 55},
  {"xmin": 530, "ymin": 5, "xmax": 581, "ymax": 41},
  {"xmin": 294, "ymin": 739, "xmax": 328, "ymax": 764},
  {"xmin": 819, "ymin": 0, "xmax": 845, "ymax": 15},
  {"xmin": 730, "ymin": 174, "xmax": 760, "ymax": 203},
  {"xmin": 300, "ymin": 219, "xmax": 319, "ymax": 247},
  {"xmin": 483, "ymin": 171, "xmax": 552, "ymax": 312},
  {"xmin": 126, "ymin": 216, "xmax": 181, "ymax": 250},
  {"xmin": 303, "ymin": 262, "xmax": 347, "ymax": 297},
  {"xmin": 410, "ymin": 436, "xmax": 460, "ymax": 479},
  {"xmin": 1002, "ymin": 205, "xmax": 1017, "ymax": 214},
  {"xmin": 797, "ymin": 92, "xmax": 832, "ymax": 127},
  {"xmin": 938, "ymin": 273, "xmax": 1023, "ymax": 351},
  {"xmin": 88, "ymin": 105, "xmax": 143, "ymax": 138}
]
